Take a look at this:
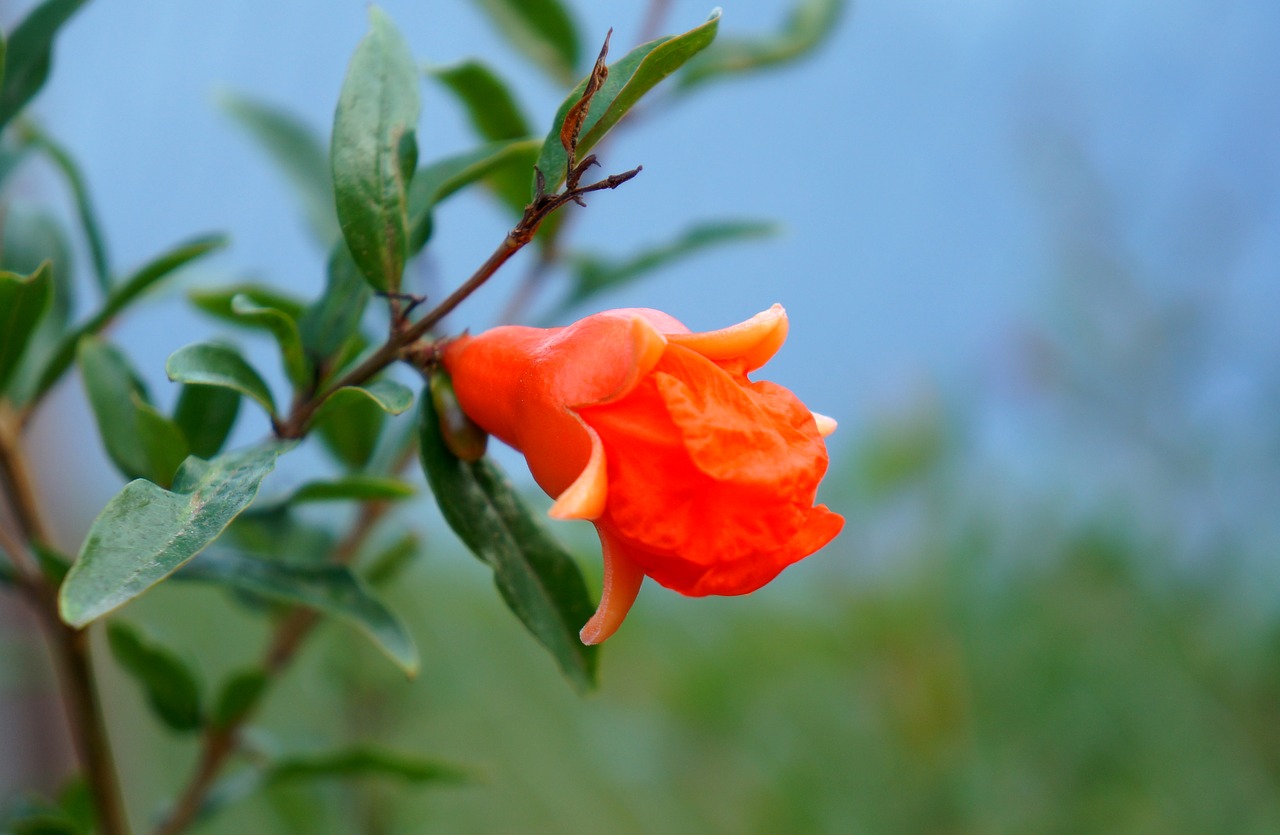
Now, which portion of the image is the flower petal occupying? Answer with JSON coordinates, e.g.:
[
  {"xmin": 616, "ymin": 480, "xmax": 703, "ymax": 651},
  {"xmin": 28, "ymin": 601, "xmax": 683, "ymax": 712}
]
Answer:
[
  {"xmin": 666, "ymin": 304, "xmax": 788, "ymax": 373},
  {"xmin": 547, "ymin": 313, "xmax": 668, "ymax": 407},
  {"xmin": 548, "ymin": 422, "xmax": 608, "ymax": 520},
  {"xmin": 812, "ymin": 412, "xmax": 838, "ymax": 437},
  {"xmin": 579, "ymin": 528, "xmax": 645, "ymax": 645}
]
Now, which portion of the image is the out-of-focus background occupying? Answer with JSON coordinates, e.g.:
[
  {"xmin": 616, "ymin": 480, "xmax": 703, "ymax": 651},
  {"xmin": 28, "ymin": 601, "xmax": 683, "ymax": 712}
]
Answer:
[{"xmin": 3, "ymin": 0, "xmax": 1279, "ymax": 832}]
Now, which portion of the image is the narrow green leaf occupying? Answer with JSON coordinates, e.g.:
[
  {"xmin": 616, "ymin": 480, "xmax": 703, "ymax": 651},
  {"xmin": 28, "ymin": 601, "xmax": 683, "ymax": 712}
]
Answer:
[
  {"xmin": 19, "ymin": 122, "xmax": 110, "ymax": 293},
  {"xmin": 58, "ymin": 444, "xmax": 288, "ymax": 627},
  {"xmin": 678, "ymin": 0, "xmax": 845, "ymax": 91},
  {"xmin": 166, "ymin": 342, "xmax": 276, "ymax": 417},
  {"xmin": 178, "ymin": 550, "xmax": 419, "ymax": 677},
  {"xmin": 267, "ymin": 746, "xmax": 469, "ymax": 785},
  {"xmin": 77, "ymin": 337, "xmax": 189, "ymax": 487},
  {"xmin": 298, "ymin": 242, "xmax": 371, "ymax": 365},
  {"xmin": 550, "ymin": 220, "xmax": 779, "ymax": 318},
  {"xmin": 219, "ymin": 91, "xmax": 339, "ymax": 246},
  {"xmin": 106, "ymin": 621, "xmax": 203, "ymax": 732},
  {"xmin": 418, "ymin": 396, "xmax": 597, "ymax": 691},
  {"xmin": 362, "ymin": 532, "xmax": 421, "ymax": 587},
  {"xmin": 173, "ymin": 384, "xmax": 241, "ymax": 459},
  {"xmin": 32, "ymin": 541, "xmax": 72, "ymax": 584},
  {"xmin": 534, "ymin": 11, "xmax": 721, "ymax": 192},
  {"xmin": 0, "ymin": 0, "xmax": 90, "ymax": 131},
  {"xmin": 431, "ymin": 59, "xmax": 531, "ymax": 141},
  {"xmin": 211, "ymin": 668, "xmax": 268, "ymax": 729},
  {"xmin": 469, "ymin": 0, "xmax": 581, "ymax": 86},
  {"xmin": 55, "ymin": 777, "xmax": 93, "ymax": 835},
  {"xmin": 189, "ymin": 283, "xmax": 306, "ymax": 324},
  {"xmin": 0, "ymin": 261, "xmax": 52, "ymax": 393},
  {"xmin": 331, "ymin": 6, "xmax": 421, "ymax": 292},
  {"xmin": 406, "ymin": 138, "xmax": 540, "ymax": 252},
  {"xmin": 0, "ymin": 556, "xmax": 15, "ymax": 586},
  {"xmin": 288, "ymin": 475, "xmax": 415, "ymax": 504},
  {"xmin": 29, "ymin": 234, "xmax": 227, "ymax": 403},
  {"xmin": 228, "ymin": 294, "xmax": 309, "ymax": 389}
]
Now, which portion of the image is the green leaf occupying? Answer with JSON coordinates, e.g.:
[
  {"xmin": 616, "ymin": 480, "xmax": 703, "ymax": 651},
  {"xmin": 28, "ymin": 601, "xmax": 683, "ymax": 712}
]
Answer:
[
  {"xmin": 173, "ymin": 384, "xmax": 241, "ymax": 459},
  {"xmin": 178, "ymin": 550, "xmax": 419, "ymax": 676},
  {"xmin": 678, "ymin": 0, "xmax": 845, "ymax": 91},
  {"xmin": 32, "ymin": 541, "xmax": 72, "ymax": 584},
  {"xmin": 211, "ymin": 668, "xmax": 268, "ymax": 729},
  {"xmin": 106, "ymin": 621, "xmax": 203, "ymax": 732},
  {"xmin": 310, "ymin": 379, "xmax": 413, "ymax": 469},
  {"xmin": 431, "ymin": 59, "xmax": 531, "ymax": 141},
  {"xmin": 0, "ymin": 0, "xmax": 90, "ymax": 131},
  {"xmin": 534, "ymin": 10, "xmax": 721, "ymax": 193},
  {"xmin": 550, "ymin": 219, "xmax": 779, "ymax": 318},
  {"xmin": 331, "ymin": 6, "xmax": 421, "ymax": 293},
  {"xmin": 316, "ymin": 379, "xmax": 414, "ymax": 418},
  {"xmin": 288, "ymin": 475, "xmax": 415, "ymax": 504},
  {"xmin": 219, "ymin": 91, "xmax": 339, "ymax": 246},
  {"xmin": 54, "ymin": 778, "xmax": 93, "ymax": 835},
  {"xmin": 58, "ymin": 444, "xmax": 288, "ymax": 627},
  {"xmin": 166, "ymin": 342, "xmax": 276, "ymax": 417},
  {"xmin": 314, "ymin": 390, "xmax": 386, "ymax": 471},
  {"xmin": 189, "ymin": 283, "xmax": 306, "ymax": 324},
  {"xmin": 0, "ymin": 557, "xmax": 15, "ymax": 586},
  {"xmin": 0, "ymin": 204, "xmax": 73, "ymax": 326},
  {"xmin": 267, "ymin": 745, "xmax": 469, "ymax": 785},
  {"xmin": 77, "ymin": 337, "xmax": 189, "ymax": 487},
  {"xmin": 406, "ymin": 138, "xmax": 540, "ymax": 252},
  {"xmin": 223, "ymin": 505, "xmax": 334, "ymax": 564},
  {"xmin": 362, "ymin": 532, "xmax": 421, "ymax": 587},
  {"xmin": 29, "ymin": 234, "xmax": 227, "ymax": 403},
  {"xmin": 469, "ymin": 0, "xmax": 581, "ymax": 86},
  {"xmin": 418, "ymin": 396, "xmax": 597, "ymax": 691},
  {"xmin": 18, "ymin": 122, "xmax": 110, "ymax": 293},
  {"xmin": 0, "ymin": 261, "xmax": 52, "ymax": 394},
  {"xmin": 298, "ymin": 243, "xmax": 371, "ymax": 366},
  {"xmin": 228, "ymin": 294, "xmax": 308, "ymax": 389}
]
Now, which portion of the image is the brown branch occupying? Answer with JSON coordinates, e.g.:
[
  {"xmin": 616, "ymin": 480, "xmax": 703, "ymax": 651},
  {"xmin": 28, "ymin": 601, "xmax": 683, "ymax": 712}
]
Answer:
[
  {"xmin": 0, "ymin": 408, "xmax": 131, "ymax": 834},
  {"xmin": 0, "ymin": 404, "xmax": 50, "ymax": 545},
  {"xmin": 274, "ymin": 164, "xmax": 640, "ymax": 440},
  {"xmin": 45, "ymin": 613, "xmax": 132, "ymax": 835}
]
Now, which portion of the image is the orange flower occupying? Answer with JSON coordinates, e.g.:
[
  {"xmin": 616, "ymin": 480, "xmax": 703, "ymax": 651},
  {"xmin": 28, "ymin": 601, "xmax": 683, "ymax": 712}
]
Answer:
[{"xmin": 442, "ymin": 304, "xmax": 843, "ymax": 644}]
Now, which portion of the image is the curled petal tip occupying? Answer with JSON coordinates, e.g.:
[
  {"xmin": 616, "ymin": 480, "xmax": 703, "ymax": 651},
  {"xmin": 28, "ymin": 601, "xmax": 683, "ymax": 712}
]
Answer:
[
  {"xmin": 548, "ymin": 426, "xmax": 608, "ymax": 520},
  {"xmin": 812, "ymin": 412, "xmax": 838, "ymax": 437},
  {"xmin": 629, "ymin": 314, "xmax": 668, "ymax": 374},
  {"xmin": 579, "ymin": 536, "xmax": 644, "ymax": 645},
  {"xmin": 667, "ymin": 304, "xmax": 789, "ymax": 371}
]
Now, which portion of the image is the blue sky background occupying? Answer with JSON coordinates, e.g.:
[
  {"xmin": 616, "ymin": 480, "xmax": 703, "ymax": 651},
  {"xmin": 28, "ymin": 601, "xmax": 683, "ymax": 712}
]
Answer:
[{"xmin": 11, "ymin": 0, "xmax": 1277, "ymax": 547}]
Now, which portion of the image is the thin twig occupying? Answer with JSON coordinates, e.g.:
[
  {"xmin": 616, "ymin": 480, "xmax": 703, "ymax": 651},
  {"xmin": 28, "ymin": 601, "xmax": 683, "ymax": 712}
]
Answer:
[
  {"xmin": 0, "ymin": 405, "xmax": 50, "ymax": 544},
  {"xmin": 639, "ymin": 0, "xmax": 673, "ymax": 43}
]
